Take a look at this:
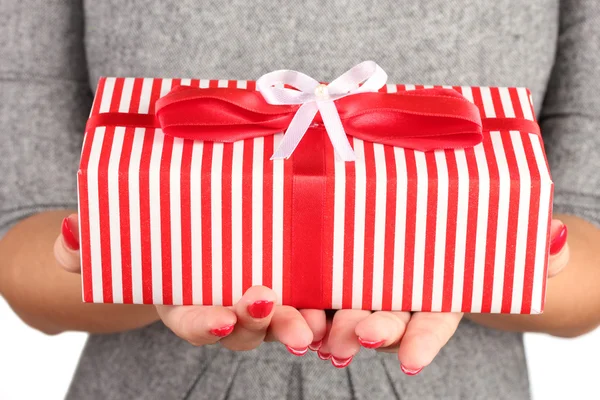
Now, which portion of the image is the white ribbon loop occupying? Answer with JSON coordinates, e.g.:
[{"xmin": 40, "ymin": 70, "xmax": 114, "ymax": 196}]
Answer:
[{"xmin": 256, "ymin": 61, "xmax": 388, "ymax": 161}]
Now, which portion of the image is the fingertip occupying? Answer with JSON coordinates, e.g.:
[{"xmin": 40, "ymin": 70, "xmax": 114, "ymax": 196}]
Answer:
[{"xmin": 54, "ymin": 234, "xmax": 81, "ymax": 273}]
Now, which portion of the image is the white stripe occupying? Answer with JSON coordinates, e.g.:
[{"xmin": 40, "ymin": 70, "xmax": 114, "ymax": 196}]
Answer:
[
  {"xmin": 271, "ymin": 134, "xmax": 284, "ymax": 304},
  {"xmin": 231, "ymin": 141, "xmax": 244, "ymax": 302},
  {"xmin": 451, "ymin": 149, "xmax": 469, "ymax": 312},
  {"xmin": 331, "ymin": 155, "xmax": 346, "ymax": 309},
  {"xmin": 530, "ymin": 134, "xmax": 553, "ymax": 313},
  {"xmin": 87, "ymin": 127, "xmax": 105, "ymax": 302},
  {"xmin": 99, "ymin": 78, "xmax": 115, "ymax": 113},
  {"xmin": 412, "ymin": 151, "xmax": 428, "ymax": 310},
  {"xmin": 149, "ymin": 132, "xmax": 164, "ymax": 303},
  {"xmin": 371, "ymin": 143, "xmax": 387, "ymax": 310},
  {"xmin": 218, "ymin": 79, "xmax": 228, "ymax": 88},
  {"xmin": 352, "ymin": 138, "xmax": 367, "ymax": 309},
  {"xmin": 211, "ymin": 143, "xmax": 224, "ymax": 305},
  {"xmin": 510, "ymin": 131, "xmax": 531, "ymax": 313},
  {"xmin": 180, "ymin": 78, "xmax": 191, "ymax": 86},
  {"xmin": 480, "ymin": 87, "xmax": 496, "ymax": 118},
  {"xmin": 170, "ymin": 138, "xmax": 184, "ymax": 305},
  {"xmin": 128, "ymin": 128, "xmax": 145, "ymax": 303},
  {"xmin": 107, "ymin": 127, "xmax": 125, "ymax": 303},
  {"xmin": 471, "ymin": 143, "xmax": 490, "ymax": 312},
  {"xmin": 490, "ymin": 132, "xmax": 510, "ymax": 313},
  {"xmin": 138, "ymin": 78, "xmax": 154, "ymax": 114},
  {"xmin": 386, "ymin": 83, "xmax": 398, "ymax": 93},
  {"xmin": 190, "ymin": 141, "xmax": 204, "ymax": 304},
  {"xmin": 431, "ymin": 150, "xmax": 449, "ymax": 311},
  {"xmin": 391, "ymin": 148, "xmax": 407, "ymax": 310},
  {"xmin": 423, "ymin": 84, "xmax": 434, "ymax": 89},
  {"xmin": 252, "ymin": 137, "xmax": 264, "ymax": 285},
  {"xmin": 442, "ymin": 85, "xmax": 453, "ymax": 89},
  {"xmin": 517, "ymin": 88, "xmax": 535, "ymax": 121},
  {"xmin": 237, "ymin": 80, "xmax": 248, "ymax": 90},
  {"xmin": 460, "ymin": 86, "xmax": 474, "ymax": 103},
  {"xmin": 160, "ymin": 79, "xmax": 172, "ymax": 97},
  {"xmin": 404, "ymin": 84, "xmax": 415, "ymax": 91},
  {"xmin": 499, "ymin": 87, "xmax": 516, "ymax": 118},
  {"xmin": 199, "ymin": 79, "xmax": 210, "ymax": 89},
  {"xmin": 119, "ymin": 78, "xmax": 135, "ymax": 112}
]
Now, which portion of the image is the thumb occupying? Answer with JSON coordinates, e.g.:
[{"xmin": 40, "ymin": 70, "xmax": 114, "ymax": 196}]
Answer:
[
  {"xmin": 547, "ymin": 219, "xmax": 569, "ymax": 278},
  {"xmin": 53, "ymin": 213, "xmax": 82, "ymax": 273}
]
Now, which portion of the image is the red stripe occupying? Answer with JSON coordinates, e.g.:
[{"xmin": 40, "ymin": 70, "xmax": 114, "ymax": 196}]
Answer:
[
  {"xmin": 110, "ymin": 78, "xmax": 125, "ymax": 112},
  {"xmin": 90, "ymin": 78, "xmax": 106, "ymax": 117},
  {"xmin": 118, "ymin": 127, "xmax": 135, "ymax": 304},
  {"xmin": 221, "ymin": 142, "xmax": 234, "ymax": 306},
  {"xmin": 241, "ymin": 139, "xmax": 254, "ymax": 293},
  {"xmin": 421, "ymin": 152, "xmax": 438, "ymax": 312},
  {"xmin": 442, "ymin": 150, "xmax": 459, "ymax": 312},
  {"xmin": 402, "ymin": 150, "xmax": 417, "ymax": 311},
  {"xmin": 262, "ymin": 136, "xmax": 274, "ymax": 290},
  {"xmin": 282, "ymin": 157, "xmax": 293, "ymax": 305},
  {"xmin": 246, "ymin": 80, "xmax": 257, "ymax": 91},
  {"xmin": 381, "ymin": 145, "xmax": 397, "ymax": 311},
  {"xmin": 139, "ymin": 129, "xmax": 155, "ymax": 304},
  {"xmin": 79, "ymin": 131, "xmax": 95, "ymax": 302},
  {"xmin": 362, "ymin": 141, "xmax": 376, "ymax": 310},
  {"xmin": 461, "ymin": 147, "xmax": 479, "ymax": 312},
  {"xmin": 322, "ymin": 138, "xmax": 336, "ymax": 309},
  {"xmin": 97, "ymin": 126, "xmax": 115, "ymax": 303},
  {"xmin": 342, "ymin": 161, "xmax": 356, "ymax": 309},
  {"xmin": 201, "ymin": 142, "xmax": 214, "ymax": 305},
  {"xmin": 180, "ymin": 139, "xmax": 194, "ymax": 305},
  {"xmin": 160, "ymin": 134, "xmax": 174, "ymax": 305},
  {"xmin": 541, "ymin": 178, "xmax": 553, "ymax": 311},
  {"xmin": 129, "ymin": 78, "xmax": 144, "ymax": 113},
  {"xmin": 190, "ymin": 79, "xmax": 200, "ymax": 88}
]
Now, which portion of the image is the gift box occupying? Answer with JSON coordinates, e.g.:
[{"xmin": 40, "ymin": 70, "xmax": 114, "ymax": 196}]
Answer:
[{"xmin": 78, "ymin": 65, "xmax": 553, "ymax": 314}]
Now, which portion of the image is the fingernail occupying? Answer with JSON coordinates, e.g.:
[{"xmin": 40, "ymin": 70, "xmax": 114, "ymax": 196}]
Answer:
[
  {"xmin": 61, "ymin": 216, "xmax": 79, "ymax": 251},
  {"xmin": 549, "ymin": 223, "xmax": 568, "ymax": 255},
  {"xmin": 286, "ymin": 345, "xmax": 309, "ymax": 356},
  {"xmin": 247, "ymin": 300, "xmax": 274, "ymax": 319},
  {"xmin": 331, "ymin": 356, "xmax": 353, "ymax": 369},
  {"xmin": 308, "ymin": 339, "xmax": 322, "ymax": 351},
  {"xmin": 317, "ymin": 350, "xmax": 331, "ymax": 360},
  {"xmin": 358, "ymin": 337, "xmax": 385, "ymax": 349},
  {"xmin": 210, "ymin": 324, "xmax": 235, "ymax": 337},
  {"xmin": 401, "ymin": 364, "xmax": 423, "ymax": 376}
]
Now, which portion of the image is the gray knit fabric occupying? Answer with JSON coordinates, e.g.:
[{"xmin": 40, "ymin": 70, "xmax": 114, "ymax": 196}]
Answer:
[{"xmin": 1, "ymin": 1, "xmax": 599, "ymax": 399}]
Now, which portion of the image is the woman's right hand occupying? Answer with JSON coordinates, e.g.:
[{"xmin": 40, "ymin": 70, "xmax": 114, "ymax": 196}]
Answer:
[{"xmin": 55, "ymin": 214, "xmax": 319, "ymax": 353}]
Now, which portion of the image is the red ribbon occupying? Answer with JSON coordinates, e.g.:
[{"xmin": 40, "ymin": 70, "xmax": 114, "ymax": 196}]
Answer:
[{"xmin": 86, "ymin": 85, "xmax": 541, "ymax": 150}]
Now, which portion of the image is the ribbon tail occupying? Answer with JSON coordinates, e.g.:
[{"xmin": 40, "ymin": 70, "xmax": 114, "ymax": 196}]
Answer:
[
  {"xmin": 271, "ymin": 102, "xmax": 319, "ymax": 160},
  {"xmin": 317, "ymin": 101, "xmax": 356, "ymax": 162}
]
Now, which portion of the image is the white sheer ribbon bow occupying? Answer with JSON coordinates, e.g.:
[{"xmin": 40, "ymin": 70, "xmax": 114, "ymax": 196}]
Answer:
[{"xmin": 256, "ymin": 61, "xmax": 388, "ymax": 161}]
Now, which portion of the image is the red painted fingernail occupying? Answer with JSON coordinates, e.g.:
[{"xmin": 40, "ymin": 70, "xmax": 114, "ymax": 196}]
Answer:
[
  {"xmin": 317, "ymin": 350, "xmax": 331, "ymax": 360},
  {"xmin": 247, "ymin": 300, "xmax": 274, "ymax": 319},
  {"xmin": 401, "ymin": 365, "xmax": 423, "ymax": 376},
  {"xmin": 358, "ymin": 337, "xmax": 385, "ymax": 349},
  {"xmin": 61, "ymin": 217, "xmax": 79, "ymax": 251},
  {"xmin": 549, "ymin": 223, "xmax": 567, "ymax": 255},
  {"xmin": 331, "ymin": 356, "xmax": 353, "ymax": 368},
  {"xmin": 308, "ymin": 339, "xmax": 322, "ymax": 351},
  {"xmin": 286, "ymin": 345, "xmax": 309, "ymax": 356},
  {"xmin": 210, "ymin": 324, "xmax": 234, "ymax": 337}
]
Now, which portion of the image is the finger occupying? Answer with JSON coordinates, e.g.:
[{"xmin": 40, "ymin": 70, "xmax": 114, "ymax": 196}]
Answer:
[
  {"xmin": 54, "ymin": 214, "xmax": 81, "ymax": 273},
  {"xmin": 354, "ymin": 311, "xmax": 411, "ymax": 352},
  {"xmin": 548, "ymin": 219, "xmax": 569, "ymax": 278},
  {"xmin": 299, "ymin": 309, "xmax": 327, "ymax": 350},
  {"xmin": 327, "ymin": 310, "xmax": 371, "ymax": 368},
  {"xmin": 156, "ymin": 305, "xmax": 237, "ymax": 346},
  {"xmin": 397, "ymin": 312, "xmax": 463, "ymax": 375},
  {"xmin": 268, "ymin": 306, "xmax": 314, "ymax": 356},
  {"xmin": 316, "ymin": 318, "xmax": 333, "ymax": 360},
  {"xmin": 219, "ymin": 286, "xmax": 277, "ymax": 351}
]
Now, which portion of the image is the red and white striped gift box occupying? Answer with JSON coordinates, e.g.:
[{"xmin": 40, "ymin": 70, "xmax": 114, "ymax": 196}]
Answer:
[{"xmin": 78, "ymin": 77, "xmax": 553, "ymax": 314}]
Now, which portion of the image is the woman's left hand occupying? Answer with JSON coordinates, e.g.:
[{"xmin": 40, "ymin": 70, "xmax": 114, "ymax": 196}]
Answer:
[{"xmin": 294, "ymin": 219, "xmax": 570, "ymax": 373}]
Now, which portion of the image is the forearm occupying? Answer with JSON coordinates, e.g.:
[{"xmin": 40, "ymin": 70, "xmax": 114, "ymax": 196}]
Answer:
[
  {"xmin": 467, "ymin": 214, "xmax": 600, "ymax": 337},
  {"xmin": 0, "ymin": 210, "xmax": 159, "ymax": 335}
]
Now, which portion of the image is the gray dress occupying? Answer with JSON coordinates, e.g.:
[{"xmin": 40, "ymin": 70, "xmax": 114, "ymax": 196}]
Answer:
[{"xmin": 1, "ymin": 1, "xmax": 599, "ymax": 399}]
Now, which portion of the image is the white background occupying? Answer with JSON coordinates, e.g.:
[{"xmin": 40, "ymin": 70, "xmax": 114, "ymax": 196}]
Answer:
[{"xmin": 1, "ymin": 297, "xmax": 598, "ymax": 400}]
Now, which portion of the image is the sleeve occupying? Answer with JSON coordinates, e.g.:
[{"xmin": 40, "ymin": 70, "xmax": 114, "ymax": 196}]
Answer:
[
  {"xmin": 539, "ymin": 0, "xmax": 600, "ymax": 227},
  {"xmin": 0, "ymin": 0, "xmax": 92, "ymax": 238}
]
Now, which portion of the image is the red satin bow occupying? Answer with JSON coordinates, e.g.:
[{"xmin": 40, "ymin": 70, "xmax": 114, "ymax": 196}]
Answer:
[{"xmin": 86, "ymin": 85, "xmax": 541, "ymax": 151}]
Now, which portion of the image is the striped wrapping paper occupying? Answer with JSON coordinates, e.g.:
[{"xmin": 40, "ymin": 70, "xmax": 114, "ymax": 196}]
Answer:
[{"xmin": 78, "ymin": 77, "xmax": 553, "ymax": 314}]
